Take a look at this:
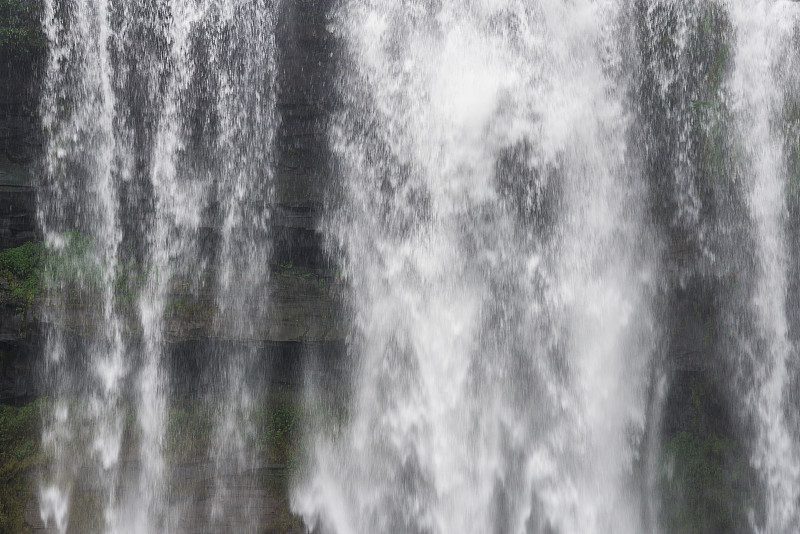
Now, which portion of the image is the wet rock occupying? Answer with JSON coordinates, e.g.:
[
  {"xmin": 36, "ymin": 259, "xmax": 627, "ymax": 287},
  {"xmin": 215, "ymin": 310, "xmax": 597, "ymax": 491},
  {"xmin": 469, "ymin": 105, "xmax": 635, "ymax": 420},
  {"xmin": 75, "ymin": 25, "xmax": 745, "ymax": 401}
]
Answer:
[{"xmin": 0, "ymin": 186, "xmax": 37, "ymax": 249}]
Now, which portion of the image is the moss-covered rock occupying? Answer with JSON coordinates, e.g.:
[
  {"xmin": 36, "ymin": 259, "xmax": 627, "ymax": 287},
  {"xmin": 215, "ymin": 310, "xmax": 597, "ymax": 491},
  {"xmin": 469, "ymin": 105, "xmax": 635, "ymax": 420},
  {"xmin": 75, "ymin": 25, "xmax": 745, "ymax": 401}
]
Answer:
[
  {"xmin": 0, "ymin": 235, "xmax": 345, "ymax": 342},
  {"xmin": 2, "ymin": 394, "xmax": 310, "ymax": 532},
  {"xmin": 0, "ymin": 241, "xmax": 42, "ymax": 313},
  {"xmin": 0, "ymin": 400, "xmax": 43, "ymax": 534},
  {"xmin": 0, "ymin": 0, "xmax": 45, "ymax": 59},
  {"xmin": 659, "ymin": 373, "xmax": 758, "ymax": 534}
]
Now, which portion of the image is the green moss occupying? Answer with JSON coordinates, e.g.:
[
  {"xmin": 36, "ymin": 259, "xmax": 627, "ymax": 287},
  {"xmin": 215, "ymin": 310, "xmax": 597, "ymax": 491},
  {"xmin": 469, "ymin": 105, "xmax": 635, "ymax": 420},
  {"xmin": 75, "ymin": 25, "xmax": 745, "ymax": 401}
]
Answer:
[
  {"xmin": 166, "ymin": 402, "xmax": 215, "ymax": 463},
  {"xmin": 659, "ymin": 376, "xmax": 755, "ymax": 534},
  {"xmin": 0, "ymin": 241, "xmax": 43, "ymax": 310},
  {"xmin": 661, "ymin": 431, "xmax": 745, "ymax": 533},
  {"xmin": 694, "ymin": 4, "xmax": 731, "ymax": 100},
  {"xmin": 0, "ymin": 400, "xmax": 43, "ymax": 534},
  {"xmin": 0, "ymin": 0, "xmax": 45, "ymax": 58},
  {"xmin": 44, "ymin": 231, "xmax": 101, "ymax": 286},
  {"xmin": 0, "ymin": 234, "xmax": 109, "ymax": 313},
  {"xmin": 636, "ymin": 0, "xmax": 740, "ymax": 241},
  {"xmin": 1, "ymin": 235, "xmax": 340, "ymax": 342},
  {"xmin": 0, "ymin": 241, "xmax": 40, "ymax": 280},
  {"xmin": 257, "ymin": 402, "xmax": 300, "ymax": 466},
  {"xmin": 164, "ymin": 394, "xmax": 303, "ymax": 468},
  {"xmin": 690, "ymin": 3, "xmax": 737, "ymax": 191},
  {"xmin": 1, "ymin": 233, "xmax": 148, "ymax": 316}
]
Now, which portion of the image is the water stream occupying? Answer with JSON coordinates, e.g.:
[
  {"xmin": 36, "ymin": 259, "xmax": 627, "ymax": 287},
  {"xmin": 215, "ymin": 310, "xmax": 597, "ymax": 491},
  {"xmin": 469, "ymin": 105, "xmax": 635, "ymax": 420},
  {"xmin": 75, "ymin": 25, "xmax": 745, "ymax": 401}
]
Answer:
[
  {"xmin": 30, "ymin": 0, "xmax": 800, "ymax": 533},
  {"xmin": 37, "ymin": 1, "xmax": 277, "ymax": 532},
  {"xmin": 293, "ymin": 1, "xmax": 658, "ymax": 533}
]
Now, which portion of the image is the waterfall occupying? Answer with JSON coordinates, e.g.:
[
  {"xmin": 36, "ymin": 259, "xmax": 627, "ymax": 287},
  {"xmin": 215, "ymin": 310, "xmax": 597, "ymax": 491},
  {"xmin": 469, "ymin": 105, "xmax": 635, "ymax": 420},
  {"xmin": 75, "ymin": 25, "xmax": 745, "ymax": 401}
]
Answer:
[
  {"xmin": 292, "ymin": 1, "xmax": 659, "ymax": 533},
  {"xmin": 632, "ymin": 0, "xmax": 800, "ymax": 531},
  {"xmin": 728, "ymin": 1, "xmax": 800, "ymax": 531},
  {"xmin": 27, "ymin": 0, "xmax": 800, "ymax": 532},
  {"xmin": 39, "ymin": 1, "xmax": 129, "ymax": 530},
  {"xmin": 37, "ymin": 1, "xmax": 277, "ymax": 532}
]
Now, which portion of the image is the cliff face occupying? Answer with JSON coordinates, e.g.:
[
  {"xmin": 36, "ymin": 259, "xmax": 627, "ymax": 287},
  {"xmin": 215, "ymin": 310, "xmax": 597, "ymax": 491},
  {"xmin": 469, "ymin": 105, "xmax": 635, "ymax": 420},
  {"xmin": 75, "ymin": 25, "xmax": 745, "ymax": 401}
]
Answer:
[
  {"xmin": 0, "ymin": 0, "xmax": 342, "ymax": 404},
  {"xmin": 1, "ymin": 0, "xmax": 42, "ymax": 404},
  {"xmin": 273, "ymin": 0, "xmax": 335, "ymax": 269},
  {"xmin": 1, "ymin": 0, "xmax": 43, "ymax": 252},
  {"xmin": 0, "ymin": 186, "xmax": 35, "ymax": 251},
  {"xmin": 0, "ymin": 0, "xmax": 44, "ymax": 187},
  {"xmin": 2, "ymin": 2, "xmax": 340, "ymax": 532}
]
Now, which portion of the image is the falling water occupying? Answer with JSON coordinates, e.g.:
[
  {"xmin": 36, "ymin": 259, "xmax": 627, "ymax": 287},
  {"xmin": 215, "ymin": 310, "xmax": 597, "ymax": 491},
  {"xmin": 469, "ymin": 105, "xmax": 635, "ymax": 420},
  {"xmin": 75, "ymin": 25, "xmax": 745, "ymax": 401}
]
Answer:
[
  {"xmin": 203, "ymin": 2, "xmax": 276, "ymax": 530},
  {"xmin": 728, "ymin": 1, "xmax": 800, "ymax": 531},
  {"xmin": 622, "ymin": 0, "xmax": 800, "ymax": 531},
  {"xmin": 39, "ymin": 1, "xmax": 129, "ymax": 530},
  {"xmin": 292, "ymin": 1, "xmax": 659, "ymax": 533},
  {"xmin": 27, "ymin": 0, "xmax": 800, "ymax": 532},
  {"xmin": 37, "ymin": 1, "xmax": 277, "ymax": 532}
]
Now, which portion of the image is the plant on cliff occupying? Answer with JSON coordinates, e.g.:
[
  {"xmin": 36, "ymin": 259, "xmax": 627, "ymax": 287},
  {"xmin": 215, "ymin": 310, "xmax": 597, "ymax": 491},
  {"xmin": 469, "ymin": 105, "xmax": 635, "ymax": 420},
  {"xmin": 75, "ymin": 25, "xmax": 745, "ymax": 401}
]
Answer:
[
  {"xmin": 260, "ymin": 402, "xmax": 299, "ymax": 466},
  {"xmin": 0, "ymin": 241, "xmax": 43, "ymax": 309},
  {"xmin": 0, "ymin": 401, "xmax": 42, "ymax": 534},
  {"xmin": 0, "ymin": 233, "xmax": 141, "ymax": 312},
  {"xmin": 0, "ymin": 0, "xmax": 45, "ymax": 58},
  {"xmin": 659, "ymin": 376, "xmax": 756, "ymax": 534}
]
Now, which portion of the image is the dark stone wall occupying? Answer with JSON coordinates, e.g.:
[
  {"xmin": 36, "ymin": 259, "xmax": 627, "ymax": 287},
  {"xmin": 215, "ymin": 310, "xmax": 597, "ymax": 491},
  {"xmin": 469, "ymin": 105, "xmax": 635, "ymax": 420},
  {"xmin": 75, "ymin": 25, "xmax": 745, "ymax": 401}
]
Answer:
[
  {"xmin": 0, "ymin": 324, "xmax": 346, "ymax": 404},
  {"xmin": 0, "ymin": 1, "xmax": 44, "ymax": 243},
  {"xmin": 0, "ymin": 0, "xmax": 335, "ymax": 261},
  {"xmin": 0, "ymin": 185, "xmax": 36, "ymax": 249},
  {"xmin": 0, "ymin": 0, "xmax": 45, "ymax": 186},
  {"xmin": 273, "ymin": 0, "xmax": 336, "ymax": 270},
  {"xmin": 0, "ymin": 0, "xmax": 342, "ymax": 404}
]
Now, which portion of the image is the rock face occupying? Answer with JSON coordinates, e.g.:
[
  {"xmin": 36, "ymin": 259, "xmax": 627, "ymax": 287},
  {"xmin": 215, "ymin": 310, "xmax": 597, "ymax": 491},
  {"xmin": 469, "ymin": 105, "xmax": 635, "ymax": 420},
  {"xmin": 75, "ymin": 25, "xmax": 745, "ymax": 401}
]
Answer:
[
  {"xmin": 1, "ymin": 6, "xmax": 42, "ymax": 246},
  {"xmin": 23, "ymin": 464, "xmax": 304, "ymax": 534},
  {"xmin": 275, "ymin": 0, "xmax": 335, "ymax": 209},
  {"xmin": 0, "ymin": 336, "xmax": 38, "ymax": 403},
  {"xmin": 1, "ymin": 3, "xmax": 342, "ymax": 530},
  {"xmin": 1, "ymin": 1, "xmax": 44, "ymax": 187},
  {"xmin": 0, "ymin": 64, "xmax": 42, "ymax": 177},
  {"xmin": 0, "ymin": 0, "xmax": 343, "ymax": 402},
  {"xmin": 273, "ymin": 0, "xmax": 336, "ymax": 271},
  {"xmin": 0, "ymin": 186, "xmax": 36, "ymax": 249}
]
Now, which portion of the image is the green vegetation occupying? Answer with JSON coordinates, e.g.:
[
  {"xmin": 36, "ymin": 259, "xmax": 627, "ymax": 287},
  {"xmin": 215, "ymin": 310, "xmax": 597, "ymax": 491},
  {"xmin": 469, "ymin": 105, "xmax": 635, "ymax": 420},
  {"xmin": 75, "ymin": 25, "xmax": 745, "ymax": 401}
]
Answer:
[
  {"xmin": 166, "ymin": 395, "xmax": 305, "ymax": 531},
  {"xmin": 0, "ymin": 233, "xmax": 97, "ymax": 312},
  {"xmin": 691, "ymin": 3, "xmax": 738, "ymax": 198},
  {"xmin": 694, "ymin": 3, "xmax": 730, "ymax": 101},
  {"xmin": 662, "ymin": 431, "xmax": 740, "ymax": 531},
  {"xmin": 0, "ymin": 236, "xmax": 342, "ymax": 344},
  {"xmin": 634, "ymin": 0, "xmax": 740, "ymax": 255},
  {"xmin": 0, "ymin": 241, "xmax": 43, "ymax": 309},
  {"xmin": 44, "ymin": 231, "xmax": 97, "ymax": 283},
  {"xmin": 659, "ymin": 375, "xmax": 756, "ymax": 534},
  {"xmin": 0, "ymin": 233, "xmax": 161, "ymax": 315},
  {"xmin": 0, "ymin": 400, "xmax": 43, "ymax": 534},
  {"xmin": 0, "ymin": 0, "xmax": 45, "ymax": 58},
  {"xmin": 258, "ymin": 401, "xmax": 300, "ymax": 467},
  {"xmin": 0, "ymin": 397, "xmax": 306, "ymax": 532},
  {"xmin": 166, "ymin": 401, "xmax": 215, "ymax": 463},
  {"xmin": 165, "ymin": 394, "xmax": 302, "ymax": 467}
]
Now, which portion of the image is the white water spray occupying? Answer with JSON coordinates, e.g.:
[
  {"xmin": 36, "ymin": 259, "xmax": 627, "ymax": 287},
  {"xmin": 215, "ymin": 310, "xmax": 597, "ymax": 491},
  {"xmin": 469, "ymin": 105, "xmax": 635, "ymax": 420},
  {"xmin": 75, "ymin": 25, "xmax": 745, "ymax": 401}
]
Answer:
[
  {"xmin": 293, "ymin": 2, "xmax": 658, "ymax": 533},
  {"xmin": 728, "ymin": 2, "xmax": 800, "ymax": 531},
  {"xmin": 37, "ymin": 1, "xmax": 278, "ymax": 532}
]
